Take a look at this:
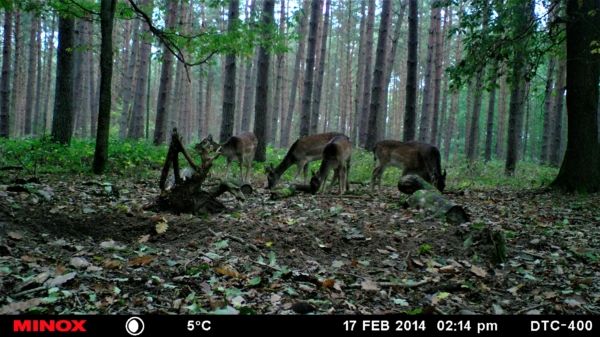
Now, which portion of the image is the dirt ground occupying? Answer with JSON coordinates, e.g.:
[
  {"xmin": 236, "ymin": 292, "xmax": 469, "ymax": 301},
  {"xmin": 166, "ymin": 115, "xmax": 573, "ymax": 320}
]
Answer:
[{"xmin": 1, "ymin": 172, "xmax": 599, "ymax": 314}]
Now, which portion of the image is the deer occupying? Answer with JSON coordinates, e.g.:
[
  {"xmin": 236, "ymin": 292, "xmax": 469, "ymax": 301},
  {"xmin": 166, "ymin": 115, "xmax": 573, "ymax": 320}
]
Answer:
[
  {"xmin": 197, "ymin": 132, "xmax": 258, "ymax": 182},
  {"xmin": 266, "ymin": 132, "xmax": 345, "ymax": 189},
  {"xmin": 309, "ymin": 135, "xmax": 352, "ymax": 195},
  {"xmin": 371, "ymin": 140, "xmax": 446, "ymax": 192}
]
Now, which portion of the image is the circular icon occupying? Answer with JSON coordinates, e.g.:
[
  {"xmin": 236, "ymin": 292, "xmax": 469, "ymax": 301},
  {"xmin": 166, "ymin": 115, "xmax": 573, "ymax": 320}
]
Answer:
[{"xmin": 125, "ymin": 317, "xmax": 145, "ymax": 336}]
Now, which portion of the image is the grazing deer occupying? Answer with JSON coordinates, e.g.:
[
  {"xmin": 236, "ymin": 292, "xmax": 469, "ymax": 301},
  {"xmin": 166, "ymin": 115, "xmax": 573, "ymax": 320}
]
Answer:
[
  {"xmin": 371, "ymin": 140, "xmax": 446, "ymax": 192},
  {"xmin": 266, "ymin": 132, "xmax": 344, "ymax": 189},
  {"xmin": 310, "ymin": 135, "xmax": 352, "ymax": 195},
  {"xmin": 197, "ymin": 132, "xmax": 258, "ymax": 182}
]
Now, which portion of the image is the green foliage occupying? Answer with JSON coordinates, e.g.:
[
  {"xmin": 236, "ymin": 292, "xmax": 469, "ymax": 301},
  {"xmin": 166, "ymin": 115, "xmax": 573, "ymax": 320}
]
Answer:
[
  {"xmin": 418, "ymin": 243, "xmax": 433, "ymax": 255},
  {"xmin": 0, "ymin": 137, "xmax": 166, "ymax": 177}
]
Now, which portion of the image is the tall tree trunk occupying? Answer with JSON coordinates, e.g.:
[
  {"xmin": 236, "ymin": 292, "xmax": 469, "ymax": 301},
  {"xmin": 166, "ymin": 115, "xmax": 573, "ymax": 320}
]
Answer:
[
  {"xmin": 33, "ymin": 18, "xmax": 43, "ymax": 135},
  {"xmin": 504, "ymin": 1, "xmax": 533, "ymax": 175},
  {"xmin": 253, "ymin": 0, "xmax": 275, "ymax": 161},
  {"xmin": 403, "ymin": 0, "xmax": 418, "ymax": 142},
  {"xmin": 128, "ymin": 0, "xmax": 153, "ymax": 140},
  {"xmin": 72, "ymin": 20, "xmax": 84, "ymax": 137},
  {"xmin": 153, "ymin": 0, "xmax": 178, "ymax": 145},
  {"xmin": 204, "ymin": 67, "xmax": 213, "ymax": 136},
  {"xmin": 382, "ymin": 0, "xmax": 407, "ymax": 138},
  {"xmin": 281, "ymin": 0, "xmax": 309, "ymax": 147},
  {"xmin": 358, "ymin": 0, "xmax": 375, "ymax": 147},
  {"xmin": 271, "ymin": 0, "xmax": 286, "ymax": 145},
  {"xmin": 24, "ymin": 15, "xmax": 39, "ymax": 135},
  {"xmin": 51, "ymin": 14, "xmax": 75, "ymax": 145},
  {"xmin": 119, "ymin": 20, "xmax": 140, "ymax": 139},
  {"xmin": 365, "ymin": 0, "xmax": 392, "ymax": 150},
  {"xmin": 41, "ymin": 15, "xmax": 56, "ymax": 135},
  {"xmin": 12, "ymin": 12, "xmax": 25, "ymax": 137},
  {"xmin": 540, "ymin": 57, "xmax": 557, "ymax": 163},
  {"xmin": 351, "ymin": 0, "xmax": 367, "ymax": 143},
  {"xmin": 299, "ymin": 0, "xmax": 323, "ymax": 137},
  {"xmin": 93, "ymin": 0, "xmax": 117, "ymax": 174},
  {"xmin": 0, "ymin": 10, "xmax": 12, "ymax": 138},
  {"xmin": 549, "ymin": 59, "xmax": 566, "ymax": 167},
  {"xmin": 429, "ymin": 5, "xmax": 444, "ymax": 146},
  {"xmin": 197, "ymin": 66, "xmax": 204, "ymax": 138},
  {"xmin": 443, "ymin": 33, "xmax": 462, "ymax": 161},
  {"xmin": 436, "ymin": 7, "xmax": 451, "ymax": 147},
  {"xmin": 309, "ymin": 0, "xmax": 330, "ymax": 135},
  {"xmin": 220, "ymin": 0, "xmax": 240, "ymax": 142},
  {"xmin": 418, "ymin": 2, "xmax": 439, "ymax": 143},
  {"xmin": 484, "ymin": 67, "xmax": 498, "ymax": 162},
  {"xmin": 495, "ymin": 72, "xmax": 508, "ymax": 158}
]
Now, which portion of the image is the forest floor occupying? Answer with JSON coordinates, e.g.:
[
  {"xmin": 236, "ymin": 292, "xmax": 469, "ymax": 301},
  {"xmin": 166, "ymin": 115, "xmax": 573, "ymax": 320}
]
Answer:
[{"xmin": 1, "ymin": 163, "xmax": 599, "ymax": 315}]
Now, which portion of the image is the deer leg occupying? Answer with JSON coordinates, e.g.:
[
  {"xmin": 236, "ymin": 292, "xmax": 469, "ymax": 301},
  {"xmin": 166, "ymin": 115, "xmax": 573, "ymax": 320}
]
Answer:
[
  {"xmin": 371, "ymin": 164, "xmax": 384, "ymax": 190},
  {"xmin": 225, "ymin": 159, "xmax": 232, "ymax": 179}
]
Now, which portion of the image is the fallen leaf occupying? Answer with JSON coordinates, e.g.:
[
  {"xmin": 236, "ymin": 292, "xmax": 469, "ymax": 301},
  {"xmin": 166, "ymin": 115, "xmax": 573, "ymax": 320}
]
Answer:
[
  {"xmin": 215, "ymin": 265, "xmax": 242, "ymax": 279},
  {"xmin": 138, "ymin": 234, "xmax": 150, "ymax": 243},
  {"xmin": 103, "ymin": 259, "xmax": 123, "ymax": 269},
  {"xmin": 0, "ymin": 298, "xmax": 43, "ymax": 314},
  {"xmin": 45, "ymin": 272, "xmax": 77, "ymax": 287},
  {"xmin": 470, "ymin": 265, "xmax": 488, "ymax": 278},
  {"xmin": 100, "ymin": 240, "xmax": 126, "ymax": 251},
  {"xmin": 7, "ymin": 231, "xmax": 24, "ymax": 240},
  {"xmin": 70, "ymin": 257, "xmax": 91, "ymax": 269},
  {"xmin": 128, "ymin": 255, "xmax": 155, "ymax": 267},
  {"xmin": 321, "ymin": 279, "xmax": 336, "ymax": 288},
  {"xmin": 439, "ymin": 265, "xmax": 457, "ymax": 274},
  {"xmin": 155, "ymin": 221, "xmax": 168, "ymax": 234},
  {"xmin": 361, "ymin": 279, "xmax": 379, "ymax": 291}
]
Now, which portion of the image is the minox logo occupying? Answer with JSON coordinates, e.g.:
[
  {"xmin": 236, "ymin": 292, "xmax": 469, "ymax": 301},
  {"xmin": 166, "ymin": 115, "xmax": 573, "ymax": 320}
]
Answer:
[{"xmin": 13, "ymin": 320, "xmax": 87, "ymax": 333}]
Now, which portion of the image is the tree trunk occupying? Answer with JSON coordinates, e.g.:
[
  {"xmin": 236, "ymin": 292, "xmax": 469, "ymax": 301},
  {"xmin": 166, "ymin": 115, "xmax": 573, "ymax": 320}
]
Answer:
[
  {"xmin": 24, "ymin": 15, "xmax": 39, "ymax": 136},
  {"xmin": 495, "ymin": 73, "xmax": 508, "ymax": 159},
  {"xmin": 484, "ymin": 67, "xmax": 498, "ymax": 162},
  {"xmin": 281, "ymin": 0, "xmax": 309, "ymax": 147},
  {"xmin": 128, "ymin": 0, "xmax": 153, "ymax": 140},
  {"xmin": 443, "ymin": 32, "xmax": 462, "ymax": 161},
  {"xmin": 197, "ymin": 65, "xmax": 204, "ymax": 139},
  {"xmin": 549, "ymin": 59, "xmax": 566, "ymax": 167},
  {"xmin": 12, "ymin": 12, "xmax": 25, "ymax": 137},
  {"xmin": 271, "ymin": 0, "xmax": 286, "ymax": 145},
  {"xmin": 351, "ymin": 0, "xmax": 367, "ymax": 144},
  {"xmin": 429, "ymin": 5, "xmax": 444, "ymax": 146},
  {"xmin": 309, "ymin": 0, "xmax": 330, "ymax": 135},
  {"xmin": 0, "ymin": 10, "xmax": 12, "ymax": 138},
  {"xmin": 436, "ymin": 8, "xmax": 451, "ymax": 147},
  {"xmin": 50, "ymin": 14, "xmax": 75, "ymax": 145},
  {"xmin": 418, "ymin": 3, "xmax": 439, "ymax": 143},
  {"xmin": 153, "ymin": 0, "xmax": 178, "ymax": 145},
  {"xmin": 540, "ymin": 57, "xmax": 557, "ymax": 163},
  {"xmin": 504, "ymin": 0, "xmax": 533, "ymax": 175},
  {"xmin": 41, "ymin": 15, "xmax": 56, "ymax": 135},
  {"xmin": 219, "ymin": 0, "xmax": 239, "ymax": 142},
  {"xmin": 365, "ymin": 0, "xmax": 392, "ymax": 150},
  {"xmin": 253, "ymin": 0, "xmax": 275, "ymax": 162},
  {"xmin": 299, "ymin": 0, "xmax": 323, "ymax": 137},
  {"xmin": 92, "ymin": 0, "xmax": 117, "ymax": 174},
  {"xmin": 119, "ymin": 20, "xmax": 140, "ymax": 139},
  {"xmin": 33, "ymin": 18, "xmax": 43, "ymax": 135},
  {"xmin": 358, "ymin": 0, "xmax": 375, "ymax": 147},
  {"xmin": 403, "ymin": 0, "xmax": 418, "ymax": 142}
]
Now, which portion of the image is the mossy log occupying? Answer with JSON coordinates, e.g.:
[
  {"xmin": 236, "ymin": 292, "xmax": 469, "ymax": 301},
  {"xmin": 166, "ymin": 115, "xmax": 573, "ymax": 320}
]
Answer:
[
  {"xmin": 269, "ymin": 184, "xmax": 313, "ymax": 200},
  {"xmin": 400, "ymin": 175, "xmax": 469, "ymax": 225}
]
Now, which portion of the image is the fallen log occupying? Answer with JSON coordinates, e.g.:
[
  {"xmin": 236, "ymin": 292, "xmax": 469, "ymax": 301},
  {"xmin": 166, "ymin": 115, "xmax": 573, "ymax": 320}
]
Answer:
[{"xmin": 399, "ymin": 175, "xmax": 469, "ymax": 225}]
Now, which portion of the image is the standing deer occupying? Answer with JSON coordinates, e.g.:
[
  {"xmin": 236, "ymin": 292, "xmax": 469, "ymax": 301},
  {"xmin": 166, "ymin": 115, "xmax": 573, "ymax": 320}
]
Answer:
[
  {"xmin": 309, "ymin": 135, "xmax": 352, "ymax": 195},
  {"xmin": 371, "ymin": 140, "xmax": 446, "ymax": 192},
  {"xmin": 266, "ymin": 132, "xmax": 344, "ymax": 189},
  {"xmin": 197, "ymin": 132, "xmax": 258, "ymax": 182}
]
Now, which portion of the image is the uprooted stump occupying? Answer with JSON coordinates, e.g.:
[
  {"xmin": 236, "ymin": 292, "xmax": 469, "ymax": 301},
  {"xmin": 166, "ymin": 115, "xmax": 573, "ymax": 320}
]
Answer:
[
  {"xmin": 399, "ymin": 175, "xmax": 469, "ymax": 225},
  {"xmin": 458, "ymin": 222, "xmax": 508, "ymax": 263},
  {"xmin": 146, "ymin": 129, "xmax": 250, "ymax": 215}
]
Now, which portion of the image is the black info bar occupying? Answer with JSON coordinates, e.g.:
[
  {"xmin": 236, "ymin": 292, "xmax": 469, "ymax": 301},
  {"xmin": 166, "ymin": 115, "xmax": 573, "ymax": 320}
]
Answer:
[{"xmin": 0, "ymin": 315, "xmax": 597, "ymax": 336}]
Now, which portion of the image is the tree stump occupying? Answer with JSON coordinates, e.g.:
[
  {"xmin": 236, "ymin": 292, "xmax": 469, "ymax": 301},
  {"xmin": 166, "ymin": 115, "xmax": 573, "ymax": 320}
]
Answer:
[{"xmin": 399, "ymin": 174, "xmax": 469, "ymax": 225}]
